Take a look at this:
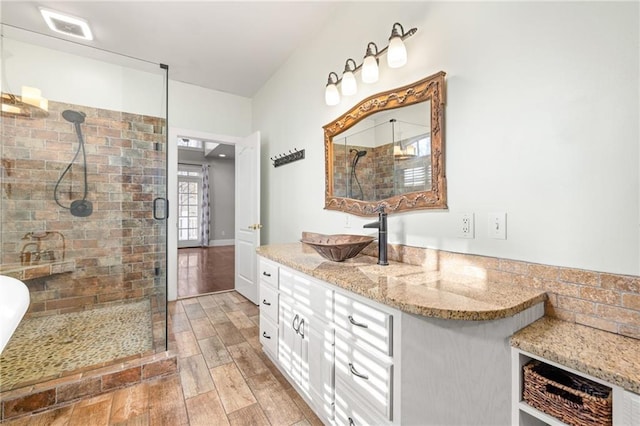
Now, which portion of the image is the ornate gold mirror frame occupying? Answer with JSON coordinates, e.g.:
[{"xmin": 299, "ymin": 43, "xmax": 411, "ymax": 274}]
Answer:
[{"xmin": 323, "ymin": 71, "xmax": 447, "ymax": 216}]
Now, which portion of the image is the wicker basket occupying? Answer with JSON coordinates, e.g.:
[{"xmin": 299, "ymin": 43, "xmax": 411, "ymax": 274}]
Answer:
[{"xmin": 523, "ymin": 360, "xmax": 612, "ymax": 426}]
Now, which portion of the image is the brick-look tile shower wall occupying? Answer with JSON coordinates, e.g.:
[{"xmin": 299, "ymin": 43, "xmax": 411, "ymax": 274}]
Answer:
[
  {"xmin": 332, "ymin": 143, "xmax": 395, "ymax": 201},
  {"xmin": 1, "ymin": 101, "xmax": 166, "ymax": 348},
  {"xmin": 362, "ymin": 243, "xmax": 640, "ymax": 340}
]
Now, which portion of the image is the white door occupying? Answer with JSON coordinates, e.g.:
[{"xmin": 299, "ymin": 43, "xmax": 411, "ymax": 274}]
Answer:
[{"xmin": 234, "ymin": 131, "xmax": 261, "ymax": 303}]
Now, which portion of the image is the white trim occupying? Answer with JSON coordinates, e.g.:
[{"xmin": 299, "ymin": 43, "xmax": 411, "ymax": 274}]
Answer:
[
  {"xmin": 168, "ymin": 127, "xmax": 241, "ymax": 302},
  {"xmin": 209, "ymin": 239, "xmax": 235, "ymax": 247}
]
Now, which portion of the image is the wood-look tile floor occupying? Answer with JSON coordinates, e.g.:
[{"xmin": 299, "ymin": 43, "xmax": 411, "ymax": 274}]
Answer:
[{"xmin": 5, "ymin": 292, "xmax": 323, "ymax": 426}]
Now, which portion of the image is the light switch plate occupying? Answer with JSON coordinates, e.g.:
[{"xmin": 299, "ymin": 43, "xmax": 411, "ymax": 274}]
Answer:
[{"xmin": 488, "ymin": 212, "xmax": 507, "ymax": 239}]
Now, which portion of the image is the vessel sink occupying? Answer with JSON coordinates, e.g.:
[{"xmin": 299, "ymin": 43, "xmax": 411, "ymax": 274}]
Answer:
[
  {"xmin": 301, "ymin": 232, "xmax": 375, "ymax": 262},
  {"xmin": 0, "ymin": 275, "xmax": 30, "ymax": 354}
]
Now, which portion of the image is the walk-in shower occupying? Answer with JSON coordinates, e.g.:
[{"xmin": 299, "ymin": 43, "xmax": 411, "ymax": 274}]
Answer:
[{"xmin": 0, "ymin": 27, "xmax": 169, "ymax": 400}]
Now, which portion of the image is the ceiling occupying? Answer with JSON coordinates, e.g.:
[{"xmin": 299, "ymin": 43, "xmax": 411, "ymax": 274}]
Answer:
[{"xmin": 1, "ymin": 1, "xmax": 338, "ymax": 98}]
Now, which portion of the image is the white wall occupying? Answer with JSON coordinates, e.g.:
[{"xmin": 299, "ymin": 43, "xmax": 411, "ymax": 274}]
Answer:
[
  {"xmin": 253, "ymin": 2, "xmax": 640, "ymax": 276},
  {"xmin": 2, "ymin": 37, "xmax": 165, "ymax": 116}
]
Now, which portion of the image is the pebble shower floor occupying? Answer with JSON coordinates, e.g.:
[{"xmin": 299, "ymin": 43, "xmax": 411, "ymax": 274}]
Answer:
[{"xmin": 0, "ymin": 300, "xmax": 152, "ymax": 391}]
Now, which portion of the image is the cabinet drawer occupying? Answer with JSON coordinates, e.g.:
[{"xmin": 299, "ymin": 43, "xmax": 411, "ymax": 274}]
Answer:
[
  {"xmin": 279, "ymin": 268, "xmax": 333, "ymax": 322},
  {"xmin": 260, "ymin": 315, "xmax": 278, "ymax": 357},
  {"xmin": 259, "ymin": 258, "xmax": 278, "ymax": 287},
  {"xmin": 335, "ymin": 330, "xmax": 393, "ymax": 420},
  {"xmin": 260, "ymin": 283, "xmax": 279, "ymax": 323},
  {"xmin": 335, "ymin": 376, "xmax": 391, "ymax": 426},
  {"xmin": 334, "ymin": 292, "xmax": 392, "ymax": 356}
]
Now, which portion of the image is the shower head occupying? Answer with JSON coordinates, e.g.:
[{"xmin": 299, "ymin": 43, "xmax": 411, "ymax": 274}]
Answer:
[
  {"xmin": 62, "ymin": 110, "xmax": 86, "ymax": 124},
  {"xmin": 350, "ymin": 149, "xmax": 367, "ymax": 158}
]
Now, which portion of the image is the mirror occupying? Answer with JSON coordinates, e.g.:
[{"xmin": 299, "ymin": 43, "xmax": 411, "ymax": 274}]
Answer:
[{"xmin": 323, "ymin": 71, "xmax": 446, "ymax": 216}]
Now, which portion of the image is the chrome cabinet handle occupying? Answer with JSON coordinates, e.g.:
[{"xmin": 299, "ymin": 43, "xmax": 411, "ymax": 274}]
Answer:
[
  {"xmin": 298, "ymin": 318, "xmax": 305, "ymax": 338},
  {"xmin": 262, "ymin": 271, "xmax": 271, "ymax": 277},
  {"xmin": 262, "ymin": 332, "xmax": 271, "ymax": 339},
  {"xmin": 348, "ymin": 315, "xmax": 368, "ymax": 328},
  {"xmin": 348, "ymin": 362, "xmax": 369, "ymax": 380},
  {"xmin": 262, "ymin": 299, "xmax": 271, "ymax": 306}
]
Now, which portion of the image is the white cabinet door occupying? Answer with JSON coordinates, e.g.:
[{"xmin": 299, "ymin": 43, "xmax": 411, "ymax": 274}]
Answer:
[
  {"xmin": 305, "ymin": 318, "xmax": 335, "ymax": 421},
  {"xmin": 278, "ymin": 295, "xmax": 297, "ymax": 377}
]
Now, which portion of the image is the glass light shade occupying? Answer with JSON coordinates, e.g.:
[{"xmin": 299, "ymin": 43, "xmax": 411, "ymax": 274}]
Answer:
[
  {"xmin": 341, "ymin": 71, "xmax": 357, "ymax": 96},
  {"xmin": 325, "ymin": 83, "xmax": 340, "ymax": 106},
  {"xmin": 387, "ymin": 36, "xmax": 407, "ymax": 68},
  {"xmin": 362, "ymin": 55, "xmax": 379, "ymax": 84}
]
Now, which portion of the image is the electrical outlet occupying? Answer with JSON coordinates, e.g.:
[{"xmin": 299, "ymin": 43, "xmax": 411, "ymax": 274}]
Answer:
[
  {"xmin": 457, "ymin": 212, "xmax": 474, "ymax": 238},
  {"xmin": 488, "ymin": 212, "xmax": 507, "ymax": 239}
]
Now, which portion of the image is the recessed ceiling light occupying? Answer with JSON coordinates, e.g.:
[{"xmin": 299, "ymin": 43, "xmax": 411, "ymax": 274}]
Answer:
[{"xmin": 40, "ymin": 8, "xmax": 93, "ymax": 41}]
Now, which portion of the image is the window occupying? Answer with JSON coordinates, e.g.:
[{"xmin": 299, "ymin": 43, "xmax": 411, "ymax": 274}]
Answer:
[
  {"xmin": 177, "ymin": 165, "xmax": 202, "ymax": 246},
  {"xmin": 177, "ymin": 138, "xmax": 203, "ymax": 150},
  {"xmin": 403, "ymin": 166, "xmax": 426, "ymax": 187}
]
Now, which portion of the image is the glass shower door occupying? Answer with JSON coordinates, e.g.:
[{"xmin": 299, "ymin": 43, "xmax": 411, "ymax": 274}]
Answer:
[{"xmin": 0, "ymin": 25, "xmax": 168, "ymax": 392}]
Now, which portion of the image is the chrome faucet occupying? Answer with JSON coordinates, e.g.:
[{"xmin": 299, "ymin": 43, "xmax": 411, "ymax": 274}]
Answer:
[{"xmin": 363, "ymin": 206, "xmax": 388, "ymax": 266}]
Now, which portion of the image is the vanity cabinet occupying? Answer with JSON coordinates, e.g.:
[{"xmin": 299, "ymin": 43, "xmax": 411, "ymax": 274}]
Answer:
[
  {"xmin": 258, "ymin": 254, "xmax": 546, "ymax": 426},
  {"xmin": 258, "ymin": 259, "xmax": 279, "ymax": 358},
  {"xmin": 259, "ymin": 259, "xmax": 335, "ymax": 423},
  {"xmin": 334, "ymin": 292, "xmax": 398, "ymax": 425}
]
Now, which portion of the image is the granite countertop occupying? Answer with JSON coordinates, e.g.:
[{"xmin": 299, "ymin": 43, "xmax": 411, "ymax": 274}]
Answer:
[
  {"xmin": 511, "ymin": 317, "xmax": 640, "ymax": 394},
  {"xmin": 257, "ymin": 243, "xmax": 547, "ymax": 321}
]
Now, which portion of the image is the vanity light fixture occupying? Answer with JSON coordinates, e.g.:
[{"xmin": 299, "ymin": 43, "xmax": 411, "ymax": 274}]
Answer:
[
  {"xmin": 324, "ymin": 22, "xmax": 417, "ymax": 105},
  {"xmin": 40, "ymin": 8, "xmax": 94, "ymax": 41},
  {"xmin": 341, "ymin": 59, "xmax": 358, "ymax": 96},
  {"xmin": 362, "ymin": 42, "xmax": 379, "ymax": 84},
  {"xmin": 325, "ymin": 72, "xmax": 340, "ymax": 106},
  {"xmin": 387, "ymin": 23, "xmax": 410, "ymax": 68}
]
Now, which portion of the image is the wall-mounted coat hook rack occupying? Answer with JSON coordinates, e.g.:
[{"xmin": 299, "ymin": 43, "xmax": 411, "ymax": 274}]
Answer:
[{"xmin": 270, "ymin": 148, "xmax": 305, "ymax": 168}]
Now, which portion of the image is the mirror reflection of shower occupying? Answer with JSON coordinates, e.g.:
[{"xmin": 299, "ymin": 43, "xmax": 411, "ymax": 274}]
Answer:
[
  {"xmin": 54, "ymin": 110, "xmax": 93, "ymax": 217},
  {"xmin": 349, "ymin": 148, "xmax": 367, "ymax": 200}
]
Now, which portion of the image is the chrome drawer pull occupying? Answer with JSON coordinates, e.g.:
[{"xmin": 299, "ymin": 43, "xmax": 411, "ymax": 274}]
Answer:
[
  {"xmin": 262, "ymin": 271, "xmax": 271, "ymax": 277},
  {"xmin": 262, "ymin": 332, "xmax": 271, "ymax": 339},
  {"xmin": 348, "ymin": 362, "xmax": 369, "ymax": 380},
  {"xmin": 348, "ymin": 315, "xmax": 368, "ymax": 328},
  {"xmin": 262, "ymin": 299, "xmax": 271, "ymax": 306}
]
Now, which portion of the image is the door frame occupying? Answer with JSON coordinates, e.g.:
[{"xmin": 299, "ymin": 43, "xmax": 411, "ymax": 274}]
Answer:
[{"xmin": 167, "ymin": 127, "xmax": 241, "ymax": 301}]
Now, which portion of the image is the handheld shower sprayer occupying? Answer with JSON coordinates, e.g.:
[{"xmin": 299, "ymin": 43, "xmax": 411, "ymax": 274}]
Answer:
[
  {"xmin": 54, "ymin": 110, "xmax": 93, "ymax": 217},
  {"xmin": 349, "ymin": 149, "xmax": 367, "ymax": 200}
]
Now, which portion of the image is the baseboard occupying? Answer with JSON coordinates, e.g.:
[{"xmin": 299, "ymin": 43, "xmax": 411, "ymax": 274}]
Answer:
[{"xmin": 209, "ymin": 239, "xmax": 235, "ymax": 247}]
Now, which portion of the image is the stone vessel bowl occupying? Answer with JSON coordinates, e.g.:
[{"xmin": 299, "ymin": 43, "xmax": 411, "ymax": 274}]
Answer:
[{"xmin": 300, "ymin": 232, "xmax": 375, "ymax": 262}]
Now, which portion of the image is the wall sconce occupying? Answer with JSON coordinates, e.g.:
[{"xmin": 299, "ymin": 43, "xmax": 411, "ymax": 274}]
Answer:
[
  {"xmin": 324, "ymin": 22, "xmax": 417, "ymax": 106},
  {"xmin": 1, "ymin": 86, "xmax": 49, "ymax": 119}
]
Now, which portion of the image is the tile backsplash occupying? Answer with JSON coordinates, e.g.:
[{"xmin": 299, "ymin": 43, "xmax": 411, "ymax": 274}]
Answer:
[{"xmin": 363, "ymin": 243, "xmax": 640, "ymax": 339}]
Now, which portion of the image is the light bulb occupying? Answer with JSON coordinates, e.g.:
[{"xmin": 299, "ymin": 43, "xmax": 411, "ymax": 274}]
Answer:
[
  {"xmin": 362, "ymin": 55, "xmax": 379, "ymax": 84},
  {"xmin": 341, "ymin": 71, "xmax": 357, "ymax": 96},
  {"xmin": 325, "ymin": 83, "xmax": 340, "ymax": 106},
  {"xmin": 387, "ymin": 36, "xmax": 407, "ymax": 68}
]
